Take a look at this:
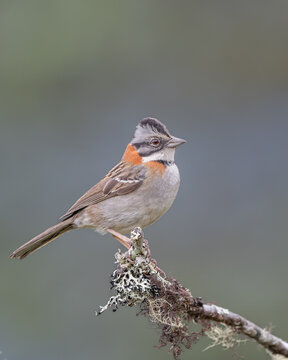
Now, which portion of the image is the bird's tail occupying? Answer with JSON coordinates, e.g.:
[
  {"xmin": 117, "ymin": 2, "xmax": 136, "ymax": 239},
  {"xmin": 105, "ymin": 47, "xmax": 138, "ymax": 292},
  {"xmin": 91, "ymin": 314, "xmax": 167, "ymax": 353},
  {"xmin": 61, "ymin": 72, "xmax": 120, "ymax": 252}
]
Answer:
[{"xmin": 10, "ymin": 219, "xmax": 74, "ymax": 259}]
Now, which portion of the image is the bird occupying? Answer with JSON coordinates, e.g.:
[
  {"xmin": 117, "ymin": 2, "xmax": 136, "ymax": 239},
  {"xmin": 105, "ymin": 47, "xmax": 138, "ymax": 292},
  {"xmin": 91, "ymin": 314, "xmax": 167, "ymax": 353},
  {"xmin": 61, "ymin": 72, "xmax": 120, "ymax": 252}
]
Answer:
[{"xmin": 10, "ymin": 117, "xmax": 186, "ymax": 259}]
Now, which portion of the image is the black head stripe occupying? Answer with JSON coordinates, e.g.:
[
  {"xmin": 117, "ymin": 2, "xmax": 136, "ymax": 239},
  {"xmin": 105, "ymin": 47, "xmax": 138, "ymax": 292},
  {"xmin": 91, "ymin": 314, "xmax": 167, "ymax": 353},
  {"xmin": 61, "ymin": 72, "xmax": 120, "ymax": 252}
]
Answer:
[
  {"xmin": 132, "ymin": 136, "xmax": 168, "ymax": 157},
  {"xmin": 131, "ymin": 118, "xmax": 171, "ymax": 156},
  {"xmin": 140, "ymin": 118, "xmax": 171, "ymax": 137},
  {"xmin": 137, "ymin": 147, "xmax": 160, "ymax": 157},
  {"xmin": 131, "ymin": 142, "xmax": 142, "ymax": 150}
]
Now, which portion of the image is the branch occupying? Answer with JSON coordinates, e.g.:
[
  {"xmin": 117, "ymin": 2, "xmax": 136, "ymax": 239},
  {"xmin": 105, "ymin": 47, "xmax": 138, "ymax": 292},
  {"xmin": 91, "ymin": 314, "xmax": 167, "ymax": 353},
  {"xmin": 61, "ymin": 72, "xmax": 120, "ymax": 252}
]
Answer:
[{"xmin": 96, "ymin": 227, "xmax": 288, "ymax": 360}]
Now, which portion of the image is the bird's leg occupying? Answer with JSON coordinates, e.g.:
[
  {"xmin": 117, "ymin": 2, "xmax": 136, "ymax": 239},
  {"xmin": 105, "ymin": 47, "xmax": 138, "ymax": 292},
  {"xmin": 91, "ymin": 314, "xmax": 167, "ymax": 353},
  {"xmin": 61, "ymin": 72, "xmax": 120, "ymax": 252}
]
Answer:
[{"xmin": 107, "ymin": 229, "xmax": 131, "ymax": 249}]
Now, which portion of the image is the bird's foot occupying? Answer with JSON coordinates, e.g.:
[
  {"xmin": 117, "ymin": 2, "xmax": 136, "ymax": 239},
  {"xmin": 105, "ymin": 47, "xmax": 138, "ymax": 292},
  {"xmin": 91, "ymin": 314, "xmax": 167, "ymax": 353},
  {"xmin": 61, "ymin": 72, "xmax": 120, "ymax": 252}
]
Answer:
[{"xmin": 107, "ymin": 229, "xmax": 131, "ymax": 249}]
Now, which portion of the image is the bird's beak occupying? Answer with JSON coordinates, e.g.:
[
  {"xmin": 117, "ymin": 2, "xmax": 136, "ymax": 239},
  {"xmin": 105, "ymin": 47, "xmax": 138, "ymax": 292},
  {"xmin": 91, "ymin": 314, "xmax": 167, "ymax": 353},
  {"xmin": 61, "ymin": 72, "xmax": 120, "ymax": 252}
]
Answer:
[{"xmin": 167, "ymin": 136, "xmax": 186, "ymax": 148}]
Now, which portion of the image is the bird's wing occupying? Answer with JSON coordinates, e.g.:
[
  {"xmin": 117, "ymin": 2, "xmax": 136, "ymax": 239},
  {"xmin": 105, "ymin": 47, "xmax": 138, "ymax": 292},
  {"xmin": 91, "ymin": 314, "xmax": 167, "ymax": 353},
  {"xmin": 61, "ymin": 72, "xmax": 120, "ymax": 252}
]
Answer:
[{"xmin": 60, "ymin": 161, "xmax": 146, "ymax": 220}]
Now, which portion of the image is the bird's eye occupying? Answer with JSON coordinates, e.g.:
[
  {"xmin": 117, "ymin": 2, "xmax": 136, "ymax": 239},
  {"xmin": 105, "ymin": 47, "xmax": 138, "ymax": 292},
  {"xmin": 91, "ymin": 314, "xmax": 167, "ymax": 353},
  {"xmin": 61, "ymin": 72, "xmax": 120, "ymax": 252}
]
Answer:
[{"xmin": 150, "ymin": 138, "xmax": 160, "ymax": 146}]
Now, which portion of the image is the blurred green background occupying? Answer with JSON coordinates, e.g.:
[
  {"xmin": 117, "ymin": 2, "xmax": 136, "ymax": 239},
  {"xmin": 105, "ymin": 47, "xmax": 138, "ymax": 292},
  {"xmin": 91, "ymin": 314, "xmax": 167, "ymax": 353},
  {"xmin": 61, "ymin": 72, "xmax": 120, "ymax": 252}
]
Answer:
[{"xmin": 1, "ymin": 1, "xmax": 288, "ymax": 359}]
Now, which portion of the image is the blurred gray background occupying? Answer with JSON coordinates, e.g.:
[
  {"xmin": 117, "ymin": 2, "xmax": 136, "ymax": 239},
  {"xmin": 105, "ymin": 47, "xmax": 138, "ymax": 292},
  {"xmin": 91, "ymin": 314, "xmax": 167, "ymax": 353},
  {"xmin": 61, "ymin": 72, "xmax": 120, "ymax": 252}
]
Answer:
[{"xmin": 1, "ymin": 1, "xmax": 288, "ymax": 359}]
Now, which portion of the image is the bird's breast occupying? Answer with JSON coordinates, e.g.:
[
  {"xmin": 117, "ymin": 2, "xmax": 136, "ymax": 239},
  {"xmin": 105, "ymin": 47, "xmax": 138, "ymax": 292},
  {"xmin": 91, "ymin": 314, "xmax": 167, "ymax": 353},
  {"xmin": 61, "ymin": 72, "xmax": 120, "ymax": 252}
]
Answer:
[{"xmin": 77, "ymin": 164, "xmax": 180, "ymax": 234}]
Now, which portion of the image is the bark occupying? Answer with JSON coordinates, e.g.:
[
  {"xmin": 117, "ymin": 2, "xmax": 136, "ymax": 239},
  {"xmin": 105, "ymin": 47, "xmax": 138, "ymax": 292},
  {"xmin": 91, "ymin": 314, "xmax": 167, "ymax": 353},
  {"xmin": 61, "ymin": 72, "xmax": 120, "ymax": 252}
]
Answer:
[{"xmin": 98, "ymin": 227, "xmax": 288, "ymax": 359}]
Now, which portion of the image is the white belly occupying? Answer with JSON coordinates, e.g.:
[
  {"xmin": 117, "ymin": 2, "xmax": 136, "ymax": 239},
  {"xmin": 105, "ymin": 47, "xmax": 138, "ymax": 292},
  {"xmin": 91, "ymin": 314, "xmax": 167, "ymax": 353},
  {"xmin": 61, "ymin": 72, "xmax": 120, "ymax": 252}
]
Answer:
[{"xmin": 93, "ymin": 164, "xmax": 180, "ymax": 234}]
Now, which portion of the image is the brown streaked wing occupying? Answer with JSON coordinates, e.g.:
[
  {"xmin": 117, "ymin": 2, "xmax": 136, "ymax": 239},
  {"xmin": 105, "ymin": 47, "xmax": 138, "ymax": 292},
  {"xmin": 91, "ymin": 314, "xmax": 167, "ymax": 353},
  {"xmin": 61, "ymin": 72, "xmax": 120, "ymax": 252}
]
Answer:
[{"xmin": 59, "ymin": 162, "xmax": 146, "ymax": 220}]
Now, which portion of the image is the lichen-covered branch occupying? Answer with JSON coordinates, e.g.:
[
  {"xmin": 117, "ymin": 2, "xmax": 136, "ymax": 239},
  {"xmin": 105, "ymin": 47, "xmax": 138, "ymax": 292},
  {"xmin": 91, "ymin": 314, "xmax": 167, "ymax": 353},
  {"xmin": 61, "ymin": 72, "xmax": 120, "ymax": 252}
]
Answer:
[{"xmin": 96, "ymin": 227, "xmax": 288, "ymax": 360}]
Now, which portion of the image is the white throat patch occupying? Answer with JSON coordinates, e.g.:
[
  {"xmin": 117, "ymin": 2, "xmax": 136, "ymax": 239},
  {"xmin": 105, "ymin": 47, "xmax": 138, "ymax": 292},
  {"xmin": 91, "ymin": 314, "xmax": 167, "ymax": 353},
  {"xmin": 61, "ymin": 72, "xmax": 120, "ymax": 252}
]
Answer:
[{"xmin": 142, "ymin": 147, "xmax": 176, "ymax": 163}]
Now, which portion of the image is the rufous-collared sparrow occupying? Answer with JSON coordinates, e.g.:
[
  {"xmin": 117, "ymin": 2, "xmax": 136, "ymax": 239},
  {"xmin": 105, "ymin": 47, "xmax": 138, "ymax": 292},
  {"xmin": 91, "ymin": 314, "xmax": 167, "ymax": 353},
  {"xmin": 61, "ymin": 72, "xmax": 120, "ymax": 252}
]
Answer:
[{"xmin": 10, "ymin": 118, "xmax": 186, "ymax": 259}]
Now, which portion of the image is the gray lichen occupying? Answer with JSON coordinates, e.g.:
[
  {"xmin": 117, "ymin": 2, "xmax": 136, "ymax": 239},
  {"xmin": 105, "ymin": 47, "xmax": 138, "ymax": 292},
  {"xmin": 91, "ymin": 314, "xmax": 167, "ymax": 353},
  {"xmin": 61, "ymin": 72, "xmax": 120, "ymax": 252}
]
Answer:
[{"xmin": 96, "ymin": 227, "xmax": 207, "ymax": 359}]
